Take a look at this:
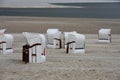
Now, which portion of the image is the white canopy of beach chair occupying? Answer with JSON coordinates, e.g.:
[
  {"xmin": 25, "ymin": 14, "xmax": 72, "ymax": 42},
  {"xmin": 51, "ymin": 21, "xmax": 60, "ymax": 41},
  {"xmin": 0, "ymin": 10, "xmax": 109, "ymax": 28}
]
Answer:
[
  {"xmin": 46, "ymin": 29, "xmax": 62, "ymax": 49},
  {"xmin": 22, "ymin": 32, "xmax": 46, "ymax": 63},
  {"xmin": 66, "ymin": 33, "xmax": 86, "ymax": 54},
  {"xmin": 98, "ymin": 28, "xmax": 111, "ymax": 43}
]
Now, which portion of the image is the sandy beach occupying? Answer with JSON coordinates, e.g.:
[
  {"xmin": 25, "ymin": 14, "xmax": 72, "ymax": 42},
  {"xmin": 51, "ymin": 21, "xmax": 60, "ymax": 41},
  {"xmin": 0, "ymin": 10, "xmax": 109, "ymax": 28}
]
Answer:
[
  {"xmin": 0, "ymin": 16, "xmax": 120, "ymax": 80},
  {"xmin": 0, "ymin": 16, "xmax": 120, "ymax": 34},
  {"xmin": 0, "ymin": 0, "xmax": 120, "ymax": 80},
  {"xmin": 0, "ymin": 33, "xmax": 120, "ymax": 80}
]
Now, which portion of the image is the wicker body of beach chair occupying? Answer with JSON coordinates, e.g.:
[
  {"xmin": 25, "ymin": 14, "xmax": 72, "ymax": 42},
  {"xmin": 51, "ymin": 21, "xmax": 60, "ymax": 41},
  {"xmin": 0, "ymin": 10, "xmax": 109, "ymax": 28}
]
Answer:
[
  {"xmin": 98, "ymin": 28, "xmax": 111, "ymax": 43},
  {"xmin": 66, "ymin": 33, "xmax": 86, "ymax": 54},
  {"xmin": 46, "ymin": 29, "xmax": 62, "ymax": 49},
  {"xmin": 22, "ymin": 32, "xmax": 46, "ymax": 63}
]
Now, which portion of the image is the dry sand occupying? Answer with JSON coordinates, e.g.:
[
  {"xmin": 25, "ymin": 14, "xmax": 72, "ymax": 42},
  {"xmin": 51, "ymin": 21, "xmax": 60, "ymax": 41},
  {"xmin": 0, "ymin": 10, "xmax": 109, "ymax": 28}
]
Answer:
[
  {"xmin": 0, "ymin": 33, "xmax": 120, "ymax": 80},
  {"xmin": 0, "ymin": 16, "xmax": 120, "ymax": 80}
]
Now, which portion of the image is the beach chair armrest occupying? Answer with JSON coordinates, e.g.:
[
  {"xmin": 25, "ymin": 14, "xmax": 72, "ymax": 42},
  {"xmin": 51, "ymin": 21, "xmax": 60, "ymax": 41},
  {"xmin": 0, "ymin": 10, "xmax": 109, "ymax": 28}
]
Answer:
[
  {"xmin": 0, "ymin": 41, "xmax": 6, "ymax": 44},
  {"xmin": 29, "ymin": 43, "xmax": 41, "ymax": 48},
  {"xmin": 54, "ymin": 38, "xmax": 61, "ymax": 41},
  {"xmin": 67, "ymin": 41, "xmax": 76, "ymax": 45}
]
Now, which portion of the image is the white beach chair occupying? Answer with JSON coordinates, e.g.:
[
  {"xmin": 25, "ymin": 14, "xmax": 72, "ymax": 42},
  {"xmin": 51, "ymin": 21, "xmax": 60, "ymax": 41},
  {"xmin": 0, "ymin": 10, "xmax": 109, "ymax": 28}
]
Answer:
[
  {"xmin": 98, "ymin": 28, "xmax": 111, "ymax": 43},
  {"xmin": 4, "ymin": 34, "xmax": 14, "ymax": 54},
  {"xmin": 46, "ymin": 29, "xmax": 62, "ymax": 49},
  {"xmin": 0, "ymin": 29, "xmax": 14, "ymax": 54},
  {"xmin": 66, "ymin": 33, "xmax": 86, "ymax": 54},
  {"xmin": 0, "ymin": 34, "xmax": 6, "ymax": 54},
  {"xmin": 0, "ymin": 34, "xmax": 13, "ymax": 54},
  {"xmin": 63, "ymin": 31, "xmax": 77, "ymax": 48},
  {"xmin": 22, "ymin": 32, "xmax": 46, "ymax": 63}
]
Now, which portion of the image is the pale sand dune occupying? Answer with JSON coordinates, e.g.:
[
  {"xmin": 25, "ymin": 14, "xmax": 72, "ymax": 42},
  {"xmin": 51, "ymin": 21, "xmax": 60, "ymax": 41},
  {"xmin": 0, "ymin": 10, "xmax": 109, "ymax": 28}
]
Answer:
[
  {"xmin": 0, "ymin": 33, "xmax": 120, "ymax": 80},
  {"xmin": 0, "ymin": 16, "xmax": 120, "ymax": 34}
]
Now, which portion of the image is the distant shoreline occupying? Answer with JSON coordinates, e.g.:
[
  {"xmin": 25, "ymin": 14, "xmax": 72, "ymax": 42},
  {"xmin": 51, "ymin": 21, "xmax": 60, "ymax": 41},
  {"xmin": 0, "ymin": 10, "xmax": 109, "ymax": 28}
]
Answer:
[{"xmin": 0, "ymin": 2, "xmax": 120, "ymax": 19}]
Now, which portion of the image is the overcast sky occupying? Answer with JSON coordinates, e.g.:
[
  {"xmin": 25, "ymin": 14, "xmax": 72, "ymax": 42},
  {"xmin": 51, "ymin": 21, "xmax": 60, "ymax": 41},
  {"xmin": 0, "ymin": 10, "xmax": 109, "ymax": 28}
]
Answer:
[
  {"xmin": 0, "ymin": 0, "xmax": 119, "ymax": 7},
  {"xmin": 0, "ymin": 0, "xmax": 119, "ymax": 3}
]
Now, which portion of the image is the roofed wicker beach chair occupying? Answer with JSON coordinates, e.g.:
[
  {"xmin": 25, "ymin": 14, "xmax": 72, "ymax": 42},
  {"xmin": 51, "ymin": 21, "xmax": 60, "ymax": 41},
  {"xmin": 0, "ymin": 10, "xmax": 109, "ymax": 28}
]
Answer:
[
  {"xmin": 66, "ymin": 32, "xmax": 86, "ymax": 54},
  {"xmin": 98, "ymin": 28, "xmax": 111, "ymax": 43},
  {"xmin": 46, "ymin": 29, "xmax": 62, "ymax": 49},
  {"xmin": 22, "ymin": 32, "xmax": 46, "ymax": 63},
  {"xmin": 0, "ymin": 29, "xmax": 14, "ymax": 54},
  {"xmin": 0, "ymin": 34, "xmax": 6, "ymax": 54},
  {"xmin": 63, "ymin": 31, "xmax": 77, "ymax": 48}
]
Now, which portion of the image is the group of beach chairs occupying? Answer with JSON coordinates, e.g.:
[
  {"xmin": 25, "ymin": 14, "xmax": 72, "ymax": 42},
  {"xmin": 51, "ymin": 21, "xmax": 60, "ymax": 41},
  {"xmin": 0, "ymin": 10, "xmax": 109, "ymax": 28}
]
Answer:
[{"xmin": 0, "ymin": 28, "xmax": 111, "ymax": 64}]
